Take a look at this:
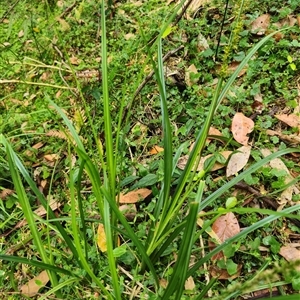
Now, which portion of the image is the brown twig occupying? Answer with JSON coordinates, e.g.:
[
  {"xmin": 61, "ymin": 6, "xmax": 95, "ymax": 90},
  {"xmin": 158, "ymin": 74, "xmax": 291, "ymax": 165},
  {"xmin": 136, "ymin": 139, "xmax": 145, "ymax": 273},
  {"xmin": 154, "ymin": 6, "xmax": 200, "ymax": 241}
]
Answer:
[
  {"xmin": 0, "ymin": 0, "xmax": 20, "ymax": 23},
  {"xmin": 173, "ymin": 0, "xmax": 194, "ymax": 26},
  {"xmin": 59, "ymin": 1, "xmax": 77, "ymax": 19},
  {"xmin": 235, "ymin": 181, "xmax": 300, "ymax": 227}
]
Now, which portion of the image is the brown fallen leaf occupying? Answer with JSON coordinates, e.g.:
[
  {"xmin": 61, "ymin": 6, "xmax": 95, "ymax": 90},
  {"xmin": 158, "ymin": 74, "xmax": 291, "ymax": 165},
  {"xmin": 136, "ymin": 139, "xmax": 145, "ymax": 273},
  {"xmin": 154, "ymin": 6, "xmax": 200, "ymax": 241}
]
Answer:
[
  {"xmin": 209, "ymin": 264, "xmax": 242, "ymax": 280},
  {"xmin": 231, "ymin": 112, "xmax": 254, "ymax": 145},
  {"xmin": 20, "ymin": 270, "xmax": 49, "ymax": 297},
  {"xmin": 44, "ymin": 154, "xmax": 60, "ymax": 162},
  {"xmin": 185, "ymin": 64, "xmax": 198, "ymax": 87},
  {"xmin": 177, "ymin": 151, "xmax": 232, "ymax": 172},
  {"xmin": 210, "ymin": 212, "xmax": 240, "ymax": 261},
  {"xmin": 209, "ymin": 212, "xmax": 241, "ymax": 279},
  {"xmin": 0, "ymin": 198, "xmax": 61, "ymax": 238},
  {"xmin": 0, "ymin": 188, "xmax": 14, "ymax": 200},
  {"xmin": 266, "ymin": 129, "xmax": 300, "ymax": 145},
  {"xmin": 260, "ymin": 148, "xmax": 300, "ymax": 208},
  {"xmin": 226, "ymin": 61, "xmax": 247, "ymax": 77},
  {"xmin": 184, "ymin": 276, "xmax": 195, "ymax": 290},
  {"xmin": 226, "ymin": 145, "xmax": 251, "ymax": 177},
  {"xmin": 275, "ymin": 114, "xmax": 300, "ymax": 131},
  {"xmin": 251, "ymin": 14, "xmax": 271, "ymax": 35},
  {"xmin": 119, "ymin": 204, "xmax": 137, "ymax": 221},
  {"xmin": 279, "ymin": 245, "xmax": 300, "ymax": 271},
  {"xmin": 118, "ymin": 188, "xmax": 152, "ymax": 204}
]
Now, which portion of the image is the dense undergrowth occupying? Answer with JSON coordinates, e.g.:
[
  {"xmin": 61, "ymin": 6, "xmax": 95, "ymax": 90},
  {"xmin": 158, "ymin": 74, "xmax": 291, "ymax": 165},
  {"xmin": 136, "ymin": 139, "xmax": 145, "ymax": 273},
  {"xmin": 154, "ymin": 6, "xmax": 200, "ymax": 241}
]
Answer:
[{"xmin": 0, "ymin": 0, "xmax": 300, "ymax": 299}]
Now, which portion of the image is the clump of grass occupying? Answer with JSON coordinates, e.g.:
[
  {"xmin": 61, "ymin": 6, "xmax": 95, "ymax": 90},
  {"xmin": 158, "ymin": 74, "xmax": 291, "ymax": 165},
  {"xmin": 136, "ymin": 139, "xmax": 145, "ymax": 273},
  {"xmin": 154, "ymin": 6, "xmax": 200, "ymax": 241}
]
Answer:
[{"xmin": 0, "ymin": 0, "xmax": 299, "ymax": 299}]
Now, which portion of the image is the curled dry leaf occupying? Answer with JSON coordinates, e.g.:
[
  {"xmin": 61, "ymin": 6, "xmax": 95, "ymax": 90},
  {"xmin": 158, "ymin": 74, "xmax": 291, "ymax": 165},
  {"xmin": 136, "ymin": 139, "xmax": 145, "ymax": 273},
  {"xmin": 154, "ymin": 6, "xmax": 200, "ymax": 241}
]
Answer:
[
  {"xmin": 20, "ymin": 270, "xmax": 49, "ymax": 297},
  {"xmin": 250, "ymin": 14, "xmax": 270, "ymax": 35},
  {"xmin": 118, "ymin": 188, "xmax": 152, "ymax": 204},
  {"xmin": 226, "ymin": 145, "xmax": 251, "ymax": 177},
  {"xmin": 231, "ymin": 112, "xmax": 254, "ymax": 145}
]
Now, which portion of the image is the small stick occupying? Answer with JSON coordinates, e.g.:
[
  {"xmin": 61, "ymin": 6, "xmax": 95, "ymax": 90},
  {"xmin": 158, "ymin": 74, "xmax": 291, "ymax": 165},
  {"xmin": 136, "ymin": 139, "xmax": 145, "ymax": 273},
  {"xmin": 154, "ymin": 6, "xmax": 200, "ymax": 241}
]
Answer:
[
  {"xmin": 235, "ymin": 181, "xmax": 300, "ymax": 228},
  {"xmin": 0, "ymin": 0, "xmax": 20, "ymax": 23}
]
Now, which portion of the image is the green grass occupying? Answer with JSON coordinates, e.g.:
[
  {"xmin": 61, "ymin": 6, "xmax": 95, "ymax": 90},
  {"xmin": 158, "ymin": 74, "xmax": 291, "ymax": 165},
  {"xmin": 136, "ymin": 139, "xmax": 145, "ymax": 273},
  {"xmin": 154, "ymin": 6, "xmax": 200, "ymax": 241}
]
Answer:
[{"xmin": 1, "ymin": 0, "xmax": 300, "ymax": 298}]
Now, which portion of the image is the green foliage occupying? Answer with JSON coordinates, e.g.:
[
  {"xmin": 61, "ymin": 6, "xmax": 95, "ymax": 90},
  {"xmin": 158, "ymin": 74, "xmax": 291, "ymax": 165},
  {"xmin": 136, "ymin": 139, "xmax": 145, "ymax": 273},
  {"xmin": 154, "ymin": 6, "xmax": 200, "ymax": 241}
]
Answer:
[{"xmin": 0, "ymin": 0, "xmax": 299, "ymax": 298}]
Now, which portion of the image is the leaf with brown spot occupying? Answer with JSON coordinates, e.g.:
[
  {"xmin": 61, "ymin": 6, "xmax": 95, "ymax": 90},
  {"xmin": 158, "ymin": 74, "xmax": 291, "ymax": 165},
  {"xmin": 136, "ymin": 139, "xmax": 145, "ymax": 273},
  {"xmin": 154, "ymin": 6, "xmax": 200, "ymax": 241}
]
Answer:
[
  {"xmin": 251, "ymin": 14, "xmax": 270, "ymax": 35},
  {"xmin": 118, "ymin": 188, "xmax": 152, "ymax": 204},
  {"xmin": 20, "ymin": 270, "xmax": 49, "ymax": 297},
  {"xmin": 231, "ymin": 113, "xmax": 254, "ymax": 145},
  {"xmin": 226, "ymin": 145, "xmax": 251, "ymax": 177}
]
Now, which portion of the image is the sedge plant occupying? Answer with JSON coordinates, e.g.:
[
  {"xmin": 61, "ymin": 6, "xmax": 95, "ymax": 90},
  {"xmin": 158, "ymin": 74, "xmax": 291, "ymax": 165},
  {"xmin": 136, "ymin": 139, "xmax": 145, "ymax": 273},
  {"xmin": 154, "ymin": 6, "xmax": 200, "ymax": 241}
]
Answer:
[{"xmin": 0, "ymin": 0, "xmax": 299, "ymax": 299}]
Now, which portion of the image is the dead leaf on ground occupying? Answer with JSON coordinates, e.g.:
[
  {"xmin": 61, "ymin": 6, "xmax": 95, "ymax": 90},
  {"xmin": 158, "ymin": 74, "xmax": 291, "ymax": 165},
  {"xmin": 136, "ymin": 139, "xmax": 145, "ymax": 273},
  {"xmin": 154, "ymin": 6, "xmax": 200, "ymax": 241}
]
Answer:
[
  {"xmin": 119, "ymin": 204, "xmax": 137, "ymax": 220},
  {"xmin": 266, "ymin": 129, "xmax": 300, "ymax": 145},
  {"xmin": 118, "ymin": 188, "xmax": 152, "ymax": 204},
  {"xmin": 185, "ymin": 276, "xmax": 195, "ymax": 290},
  {"xmin": 275, "ymin": 114, "xmax": 300, "ymax": 131},
  {"xmin": 0, "ymin": 188, "xmax": 14, "ymax": 200},
  {"xmin": 226, "ymin": 145, "xmax": 251, "ymax": 177},
  {"xmin": 209, "ymin": 264, "xmax": 242, "ymax": 280},
  {"xmin": 185, "ymin": 64, "xmax": 198, "ymax": 87},
  {"xmin": 226, "ymin": 61, "xmax": 248, "ymax": 77},
  {"xmin": 197, "ymin": 216, "xmax": 222, "ymax": 244},
  {"xmin": 149, "ymin": 145, "xmax": 164, "ymax": 155},
  {"xmin": 179, "ymin": 0, "xmax": 210, "ymax": 19},
  {"xmin": 279, "ymin": 245, "xmax": 300, "ymax": 271},
  {"xmin": 44, "ymin": 154, "xmax": 60, "ymax": 162},
  {"xmin": 208, "ymin": 213, "xmax": 241, "ymax": 279},
  {"xmin": 210, "ymin": 212, "xmax": 240, "ymax": 260},
  {"xmin": 177, "ymin": 151, "xmax": 232, "ymax": 172},
  {"xmin": 252, "ymin": 93, "xmax": 264, "ymax": 114},
  {"xmin": 251, "ymin": 14, "xmax": 270, "ymax": 35},
  {"xmin": 197, "ymin": 32, "xmax": 210, "ymax": 52},
  {"xmin": 20, "ymin": 270, "xmax": 49, "ymax": 297},
  {"xmin": 0, "ymin": 198, "xmax": 61, "ymax": 238},
  {"xmin": 260, "ymin": 148, "xmax": 300, "ymax": 208},
  {"xmin": 69, "ymin": 56, "xmax": 80, "ymax": 65},
  {"xmin": 97, "ymin": 223, "xmax": 107, "ymax": 252},
  {"xmin": 231, "ymin": 112, "xmax": 254, "ymax": 145}
]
